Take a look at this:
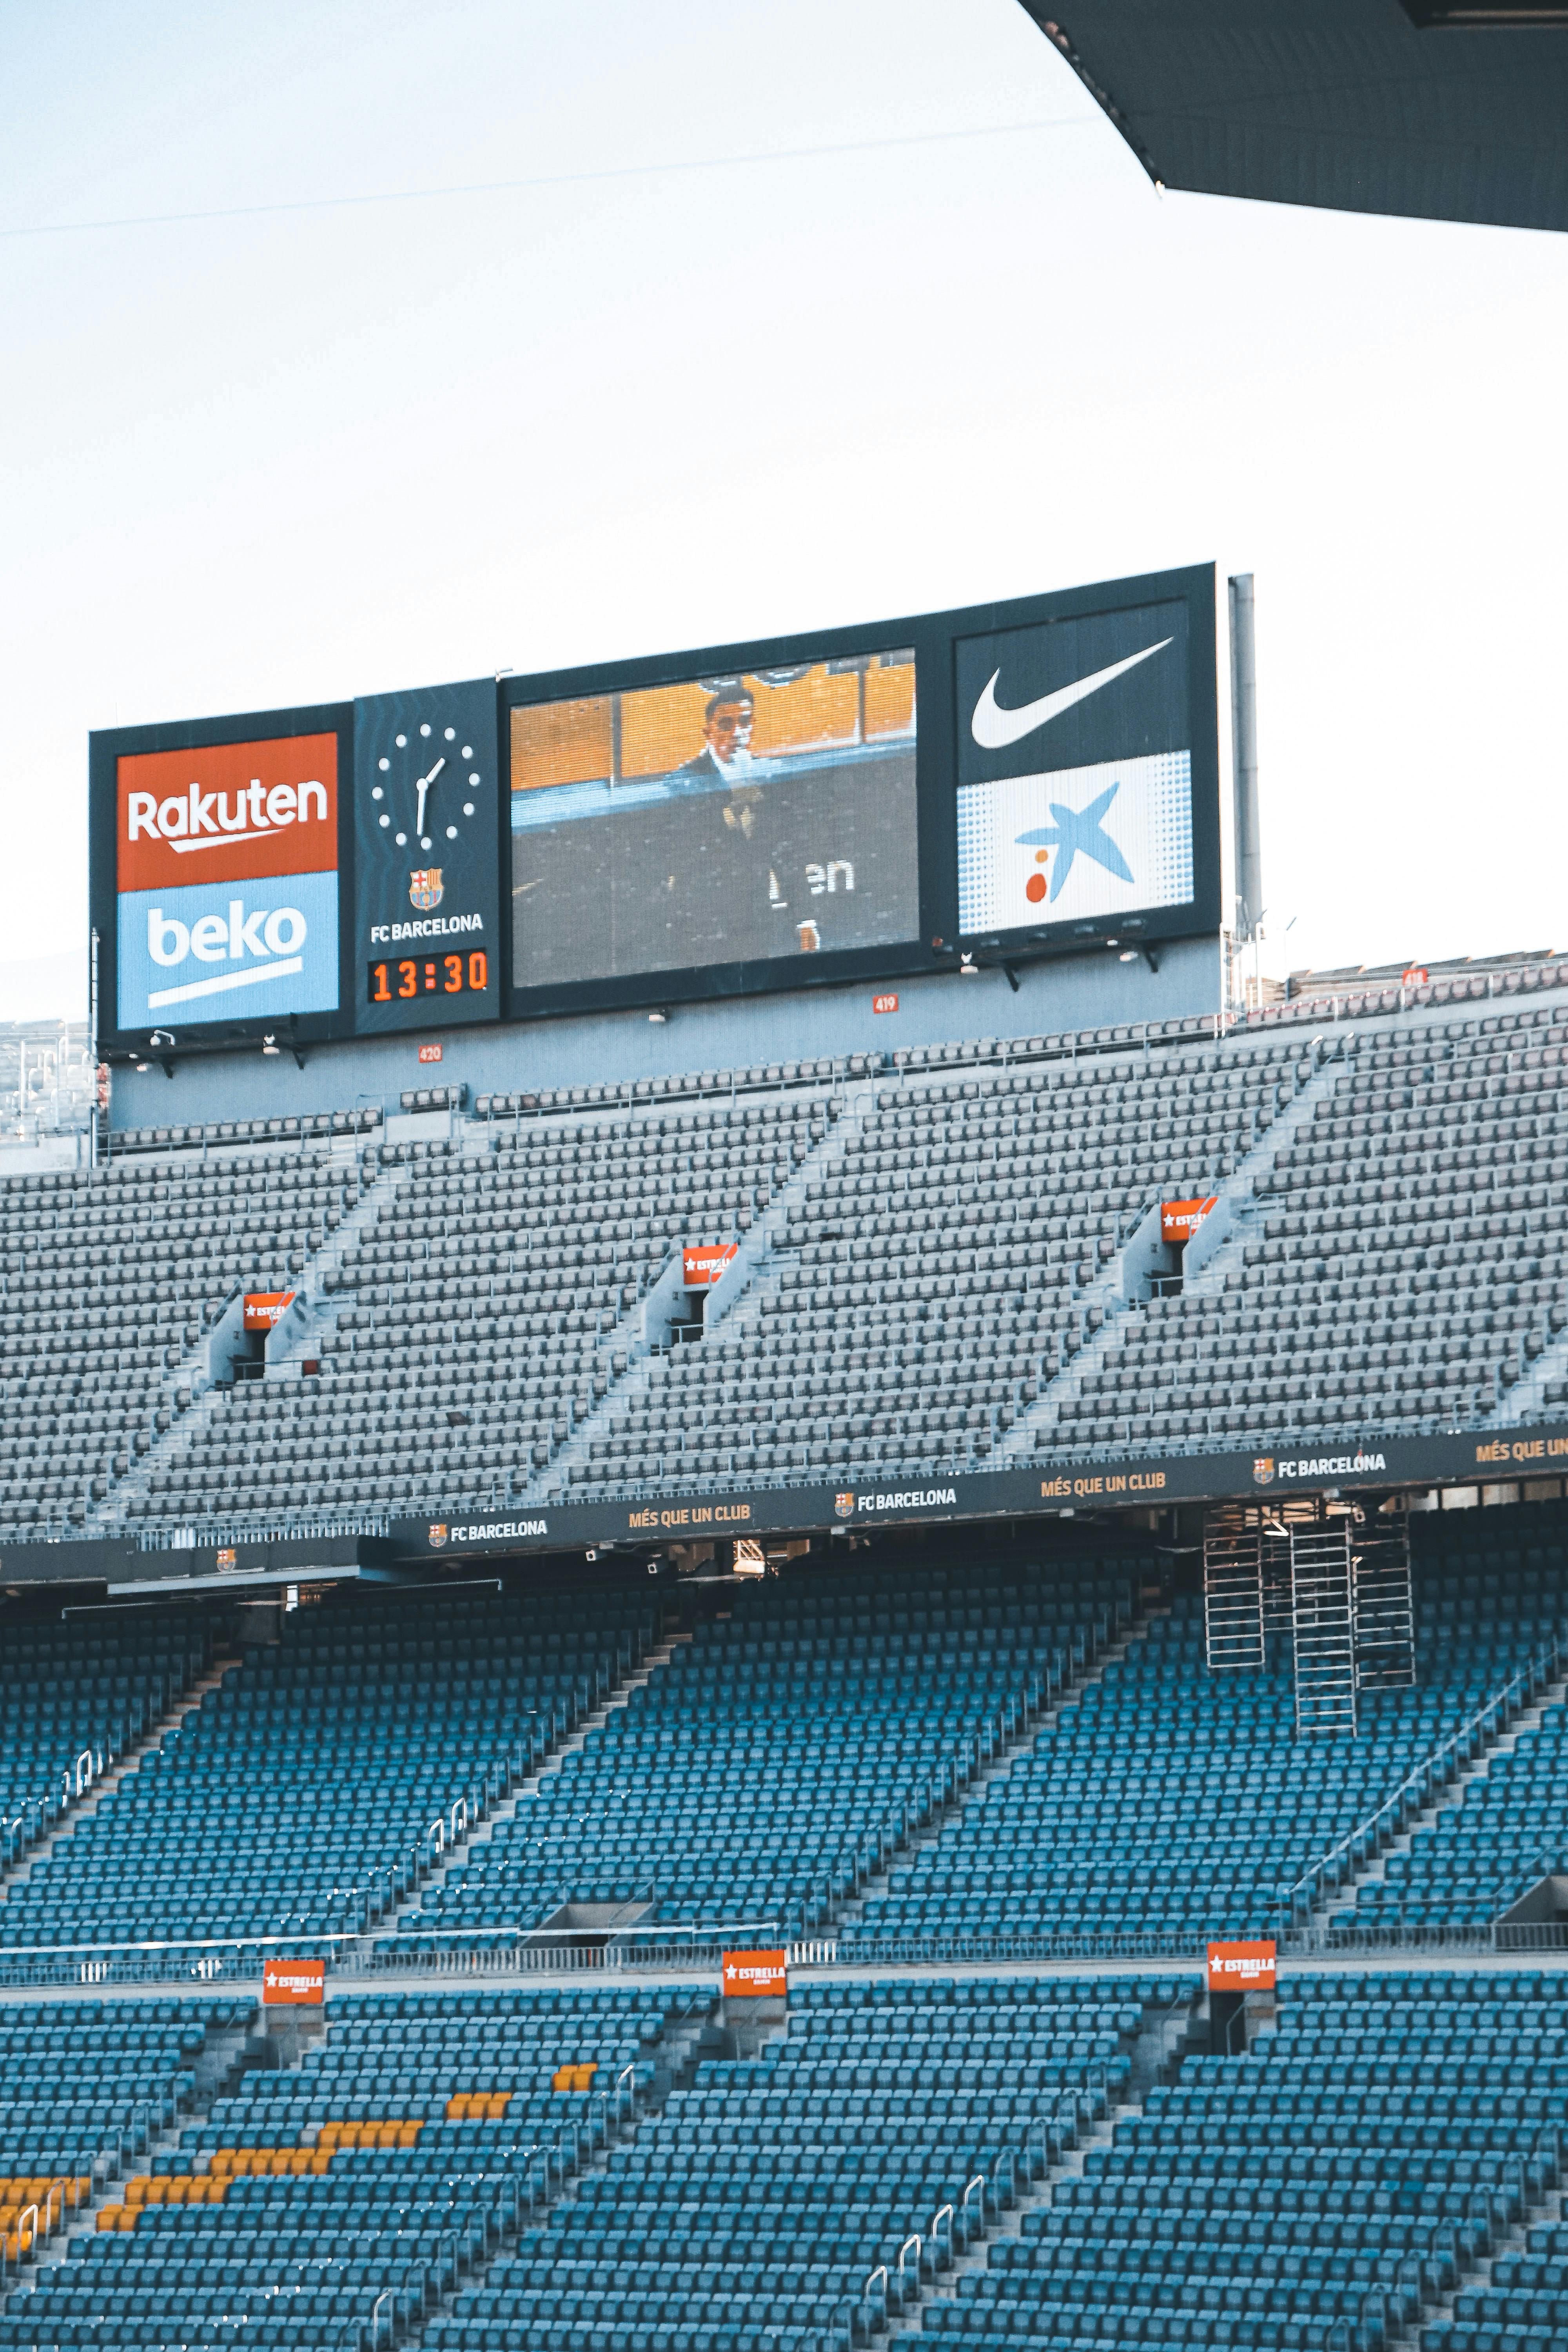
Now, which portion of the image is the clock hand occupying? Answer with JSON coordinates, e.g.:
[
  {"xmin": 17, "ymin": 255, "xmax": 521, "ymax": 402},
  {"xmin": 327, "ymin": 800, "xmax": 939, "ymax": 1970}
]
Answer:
[{"xmin": 415, "ymin": 755, "xmax": 446, "ymax": 841}]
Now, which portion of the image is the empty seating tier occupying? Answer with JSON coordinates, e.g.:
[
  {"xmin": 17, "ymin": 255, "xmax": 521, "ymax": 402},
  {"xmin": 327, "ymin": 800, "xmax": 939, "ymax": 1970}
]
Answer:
[
  {"xmin": 4, "ymin": 986, "xmax": 1567, "ymax": 1546},
  {"xmin": 933, "ymin": 1968, "xmax": 1564, "ymax": 2352},
  {"xmin": 851, "ymin": 1515, "xmax": 1568, "ymax": 1950},
  {"xmin": 1053, "ymin": 1002, "xmax": 1568, "ymax": 1458},
  {"xmin": 0, "ymin": 1145, "xmax": 377, "ymax": 1539},
  {"xmin": 0, "ymin": 1584, "xmax": 651, "ymax": 1963},
  {"xmin": 0, "ymin": 1608, "xmax": 210, "ymax": 1878},
  {"xmin": 425, "ymin": 1976, "xmax": 1145, "ymax": 2352},
  {"xmin": 402, "ymin": 1552, "xmax": 1138, "ymax": 1949}
]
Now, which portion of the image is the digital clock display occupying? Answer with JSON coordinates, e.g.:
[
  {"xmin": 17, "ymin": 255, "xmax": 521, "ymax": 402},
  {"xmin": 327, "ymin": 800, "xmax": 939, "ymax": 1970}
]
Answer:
[{"xmin": 368, "ymin": 949, "xmax": 489, "ymax": 1004}]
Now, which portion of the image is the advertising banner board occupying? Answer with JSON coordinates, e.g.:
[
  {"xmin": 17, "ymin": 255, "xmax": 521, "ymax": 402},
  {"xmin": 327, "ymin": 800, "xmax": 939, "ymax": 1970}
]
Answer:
[
  {"xmin": 683, "ymin": 1243, "xmax": 740, "ymax": 1288},
  {"xmin": 263, "ymin": 1958, "xmax": 325, "ymax": 2006},
  {"xmin": 115, "ymin": 731, "xmax": 341, "ymax": 1030},
  {"xmin": 375, "ymin": 1417, "xmax": 1568, "ymax": 1559},
  {"xmin": 722, "ymin": 1949, "xmax": 788, "ymax": 1998},
  {"xmin": 1162, "ymin": 1196, "xmax": 1218, "ymax": 1243},
  {"xmin": 91, "ymin": 563, "xmax": 1221, "ymax": 1053},
  {"xmin": 243, "ymin": 1292, "xmax": 294, "ymax": 1332},
  {"xmin": 1207, "ymin": 1940, "xmax": 1277, "ymax": 1992}
]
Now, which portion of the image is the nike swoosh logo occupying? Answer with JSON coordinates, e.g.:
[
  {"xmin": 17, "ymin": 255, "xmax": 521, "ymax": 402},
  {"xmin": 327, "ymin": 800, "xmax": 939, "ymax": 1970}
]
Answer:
[{"xmin": 971, "ymin": 637, "xmax": 1173, "ymax": 751}]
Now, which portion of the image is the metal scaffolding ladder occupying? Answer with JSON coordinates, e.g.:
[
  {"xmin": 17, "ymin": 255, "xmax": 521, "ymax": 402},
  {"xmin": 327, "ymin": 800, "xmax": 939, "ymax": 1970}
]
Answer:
[
  {"xmin": 1203, "ymin": 1495, "xmax": 1414, "ymax": 1737},
  {"xmin": 1202, "ymin": 1507, "xmax": 1266, "ymax": 1670},
  {"xmin": 1290, "ymin": 1519, "xmax": 1358, "ymax": 1737},
  {"xmin": 1261, "ymin": 1527, "xmax": 1295, "ymax": 1648},
  {"xmin": 1352, "ymin": 1504, "xmax": 1416, "ymax": 1691}
]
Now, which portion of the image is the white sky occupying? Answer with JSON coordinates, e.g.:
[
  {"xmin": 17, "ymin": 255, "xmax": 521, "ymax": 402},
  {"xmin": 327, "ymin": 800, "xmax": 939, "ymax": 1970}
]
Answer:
[{"xmin": 3, "ymin": 0, "xmax": 1567, "ymax": 1022}]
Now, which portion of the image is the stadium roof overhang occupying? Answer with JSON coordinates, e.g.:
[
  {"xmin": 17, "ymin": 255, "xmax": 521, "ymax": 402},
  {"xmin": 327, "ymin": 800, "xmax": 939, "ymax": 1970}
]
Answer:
[{"xmin": 1018, "ymin": 0, "xmax": 1568, "ymax": 234}]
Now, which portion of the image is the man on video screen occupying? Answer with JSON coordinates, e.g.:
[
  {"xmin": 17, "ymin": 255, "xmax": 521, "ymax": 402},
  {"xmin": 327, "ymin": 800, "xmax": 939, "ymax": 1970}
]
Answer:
[{"xmin": 676, "ymin": 683, "xmax": 767, "ymax": 835}]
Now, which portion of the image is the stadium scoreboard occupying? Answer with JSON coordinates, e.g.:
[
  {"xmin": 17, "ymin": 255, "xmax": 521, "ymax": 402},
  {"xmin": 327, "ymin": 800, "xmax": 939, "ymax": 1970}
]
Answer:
[{"xmin": 89, "ymin": 563, "xmax": 1221, "ymax": 1055}]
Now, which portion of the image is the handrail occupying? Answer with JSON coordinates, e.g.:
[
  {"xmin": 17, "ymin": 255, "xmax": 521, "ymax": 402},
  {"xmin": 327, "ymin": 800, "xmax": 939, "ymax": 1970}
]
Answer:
[
  {"xmin": 897, "ymin": 2232, "xmax": 922, "ymax": 2298},
  {"xmin": 1282, "ymin": 1630, "xmax": 1566, "ymax": 1921},
  {"xmin": 961, "ymin": 2173, "xmax": 986, "ymax": 2245},
  {"xmin": 864, "ymin": 2264, "xmax": 888, "ymax": 2314},
  {"xmin": 370, "ymin": 2287, "xmax": 395, "ymax": 2348},
  {"xmin": 930, "ymin": 2202, "xmax": 955, "ymax": 2264},
  {"xmin": 615, "ymin": 2062, "xmax": 637, "ymax": 2123}
]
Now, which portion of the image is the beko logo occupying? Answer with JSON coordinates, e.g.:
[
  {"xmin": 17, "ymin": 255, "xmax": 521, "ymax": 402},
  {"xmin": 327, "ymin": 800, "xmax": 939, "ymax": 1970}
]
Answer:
[
  {"xmin": 970, "ymin": 639, "xmax": 1172, "ymax": 751},
  {"xmin": 125, "ymin": 777, "xmax": 328, "ymax": 851},
  {"xmin": 143, "ymin": 900, "xmax": 309, "ymax": 1009}
]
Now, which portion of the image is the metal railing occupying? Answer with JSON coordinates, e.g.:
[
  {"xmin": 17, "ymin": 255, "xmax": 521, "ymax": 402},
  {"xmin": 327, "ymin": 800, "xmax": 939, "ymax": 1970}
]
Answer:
[
  {"xmin": 7, "ymin": 1908, "xmax": 1568, "ymax": 1990},
  {"xmin": 130, "ymin": 1507, "xmax": 393, "ymax": 1552},
  {"xmin": 1280, "ymin": 1630, "xmax": 1567, "ymax": 1928}
]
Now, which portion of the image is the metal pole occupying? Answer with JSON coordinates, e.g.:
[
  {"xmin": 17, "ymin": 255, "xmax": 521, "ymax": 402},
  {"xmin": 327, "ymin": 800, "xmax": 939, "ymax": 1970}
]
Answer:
[
  {"xmin": 88, "ymin": 927, "xmax": 100, "ymax": 1170},
  {"xmin": 1229, "ymin": 572, "xmax": 1262, "ymax": 949}
]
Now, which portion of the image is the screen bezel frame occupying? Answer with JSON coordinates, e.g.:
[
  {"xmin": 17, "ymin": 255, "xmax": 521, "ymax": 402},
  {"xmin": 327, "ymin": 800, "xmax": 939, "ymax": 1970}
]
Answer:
[
  {"xmin": 87, "ymin": 562, "xmax": 1221, "ymax": 1058},
  {"xmin": 496, "ymin": 561, "xmax": 1221, "ymax": 1024}
]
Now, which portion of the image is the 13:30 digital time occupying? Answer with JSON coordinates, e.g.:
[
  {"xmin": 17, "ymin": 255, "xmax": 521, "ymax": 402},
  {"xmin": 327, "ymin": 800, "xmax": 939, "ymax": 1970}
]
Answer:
[{"xmin": 368, "ymin": 951, "xmax": 489, "ymax": 1003}]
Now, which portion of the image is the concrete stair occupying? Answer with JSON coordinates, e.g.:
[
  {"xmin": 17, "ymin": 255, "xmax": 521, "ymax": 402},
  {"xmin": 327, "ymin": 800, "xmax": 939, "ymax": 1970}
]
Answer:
[
  {"xmin": 92, "ymin": 1144, "xmax": 406, "ymax": 1535},
  {"xmin": 370, "ymin": 1634, "xmax": 692, "ymax": 1950},
  {"xmin": 998, "ymin": 1042, "xmax": 1351, "ymax": 1467},
  {"xmin": 834, "ymin": 1609, "xmax": 1165, "ymax": 1947},
  {"xmin": 1, "ymin": 1658, "xmax": 231, "ymax": 1896},
  {"xmin": 532, "ymin": 1079, "xmax": 879, "ymax": 1503}
]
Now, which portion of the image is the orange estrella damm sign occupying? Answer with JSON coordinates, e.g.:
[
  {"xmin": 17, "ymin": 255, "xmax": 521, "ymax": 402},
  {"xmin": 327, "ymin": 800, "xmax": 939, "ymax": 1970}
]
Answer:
[
  {"xmin": 722, "ymin": 1949, "xmax": 788, "ymax": 1998},
  {"xmin": 244, "ymin": 1291, "xmax": 295, "ymax": 1332},
  {"xmin": 1162, "ymin": 1196, "xmax": 1218, "ymax": 1245},
  {"xmin": 263, "ymin": 1958, "xmax": 325, "ymax": 2006},
  {"xmin": 1206, "ymin": 1938, "xmax": 1276, "ymax": 1992},
  {"xmin": 683, "ymin": 1243, "xmax": 739, "ymax": 1288}
]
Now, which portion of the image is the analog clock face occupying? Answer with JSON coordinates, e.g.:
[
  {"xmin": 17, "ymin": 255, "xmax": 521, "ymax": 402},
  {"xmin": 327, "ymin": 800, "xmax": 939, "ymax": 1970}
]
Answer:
[
  {"xmin": 351, "ymin": 674, "xmax": 500, "ymax": 1034},
  {"xmin": 369, "ymin": 719, "xmax": 484, "ymax": 853}
]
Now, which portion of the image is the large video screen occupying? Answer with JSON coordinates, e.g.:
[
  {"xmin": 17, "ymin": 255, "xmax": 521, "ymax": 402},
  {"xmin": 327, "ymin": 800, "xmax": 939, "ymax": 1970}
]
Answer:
[
  {"xmin": 508, "ymin": 652, "xmax": 918, "ymax": 988},
  {"xmin": 954, "ymin": 596, "xmax": 1194, "ymax": 941}
]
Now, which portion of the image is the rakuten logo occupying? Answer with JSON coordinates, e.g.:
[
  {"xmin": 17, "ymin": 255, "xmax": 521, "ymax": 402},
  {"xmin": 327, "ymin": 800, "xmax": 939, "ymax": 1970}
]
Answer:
[
  {"xmin": 116, "ymin": 731, "xmax": 339, "ymax": 897},
  {"xmin": 127, "ymin": 777, "xmax": 328, "ymax": 852},
  {"xmin": 145, "ymin": 898, "xmax": 308, "ymax": 1009}
]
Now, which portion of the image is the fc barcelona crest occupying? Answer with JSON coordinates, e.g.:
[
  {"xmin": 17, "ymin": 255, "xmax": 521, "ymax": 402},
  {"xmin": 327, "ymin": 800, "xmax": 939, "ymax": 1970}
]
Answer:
[
  {"xmin": 1252, "ymin": 1458, "xmax": 1275, "ymax": 1488},
  {"xmin": 409, "ymin": 868, "xmax": 444, "ymax": 911},
  {"xmin": 835, "ymin": 1492, "xmax": 856, "ymax": 1520}
]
